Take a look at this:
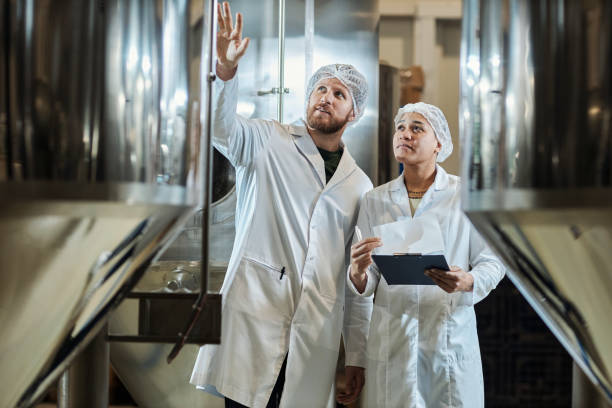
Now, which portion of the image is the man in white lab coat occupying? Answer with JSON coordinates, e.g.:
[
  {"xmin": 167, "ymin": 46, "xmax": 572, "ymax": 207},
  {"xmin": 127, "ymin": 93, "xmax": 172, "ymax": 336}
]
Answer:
[
  {"xmin": 190, "ymin": 3, "xmax": 373, "ymax": 407},
  {"xmin": 344, "ymin": 103, "xmax": 505, "ymax": 407}
]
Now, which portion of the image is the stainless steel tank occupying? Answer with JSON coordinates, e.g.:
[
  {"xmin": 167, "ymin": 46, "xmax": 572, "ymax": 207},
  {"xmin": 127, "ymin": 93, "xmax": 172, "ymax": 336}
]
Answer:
[
  {"xmin": 109, "ymin": 181, "xmax": 235, "ymax": 408},
  {"xmin": 460, "ymin": 0, "xmax": 612, "ymax": 403},
  {"xmin": 0, "ymin": 0, "xmax": 210, "ymax": 406},
  {"xmin": 107, "ymin": 0, "xmax": 380, "ymax": 406}
]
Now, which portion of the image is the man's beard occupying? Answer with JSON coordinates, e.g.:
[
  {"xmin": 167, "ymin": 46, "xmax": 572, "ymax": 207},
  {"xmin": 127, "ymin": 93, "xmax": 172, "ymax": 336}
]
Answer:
[{"xmin": 307, "ymin": 109, "xmax": 352, "ymax": 134}]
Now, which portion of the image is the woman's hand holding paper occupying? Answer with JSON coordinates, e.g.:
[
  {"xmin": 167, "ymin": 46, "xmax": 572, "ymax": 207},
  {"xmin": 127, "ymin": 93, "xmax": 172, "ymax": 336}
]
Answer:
[
  {"xmin": 350, "ymin": 237, "xmax": 382, "ymax": 293},
  {"xmin": 425, "ymin": 266, "xmax": 474, "ymax": 293}
]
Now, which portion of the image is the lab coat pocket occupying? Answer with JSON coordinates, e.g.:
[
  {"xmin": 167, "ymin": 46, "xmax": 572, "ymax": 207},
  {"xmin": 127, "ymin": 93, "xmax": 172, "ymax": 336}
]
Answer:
[
  {"xmin": 366, "ymin": 304, "xmax": 390, "ymax": 362},
  {"xmin": 227, "ymin": 256, "xmax": 295, "ymax": 321},
  {"xmin": 450, "ymin": 353, "xmax": 484, "ymax": 408},
  {"xmin": 292, "ymin": 279, "xmax": 341, "ymax": 349}
]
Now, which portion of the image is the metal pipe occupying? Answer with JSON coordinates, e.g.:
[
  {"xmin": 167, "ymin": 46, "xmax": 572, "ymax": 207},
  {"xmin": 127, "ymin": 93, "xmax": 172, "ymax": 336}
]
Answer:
[
  {"xmin": 573, "ymin": 362, "xmax": 612, "ymax": 408},
  {"xmin": 277, "ymin": 0, "xmax": 286, "ymax": 122},
  {"xmin": 304, "ymin": 0, "xmax": 314, "ymax": 83},
  {"xmin": 57, "ymin": 371, "xmax": 70, "ymax": 408},
  {"xmin": 201, "ymin": 0, "xmax": 216, "ymax": 298},
  {"xmin": 57, "ymin": 325, "xmax": 109, "ymax": 408},
  {"xmin": 166, "ymin": 0, "xmax": 217, "ymax": 363},
  {"xmin": 0, "ymin": 0, "xmax": 8, "ymax": 182}
]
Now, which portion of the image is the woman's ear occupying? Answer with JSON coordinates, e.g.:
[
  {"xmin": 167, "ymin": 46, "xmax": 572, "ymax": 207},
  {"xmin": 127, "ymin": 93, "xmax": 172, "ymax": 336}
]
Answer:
[{"xmin": 435, "ymin": 140, "xmax": 442, "ymax": 153}]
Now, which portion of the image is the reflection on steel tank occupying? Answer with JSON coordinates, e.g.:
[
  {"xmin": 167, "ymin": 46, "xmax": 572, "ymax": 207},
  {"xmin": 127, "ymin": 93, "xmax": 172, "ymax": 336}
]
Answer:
[
  {"xmin": 378, "ymin": 64, "xmax": 400, "ymax": 186},
  {"xmin": 0, "ymin": 0, "xmax": 209, "ymax": 406},
  {"xmin": 461, "ymin": 0, "xmax": 612, "ymax": 405}
]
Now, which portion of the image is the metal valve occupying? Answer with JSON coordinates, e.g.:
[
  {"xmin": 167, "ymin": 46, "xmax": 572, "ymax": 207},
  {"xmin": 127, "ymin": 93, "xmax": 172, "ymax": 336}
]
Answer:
[{"xmin": 257, "ymin": 87, "xmax": 290, "ymax": 96}]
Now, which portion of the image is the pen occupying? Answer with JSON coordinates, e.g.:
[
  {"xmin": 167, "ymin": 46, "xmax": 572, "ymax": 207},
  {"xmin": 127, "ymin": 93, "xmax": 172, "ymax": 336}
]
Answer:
[{"xmin": 355, "ymin": 226, "xmax": 363, "ymax": 241}]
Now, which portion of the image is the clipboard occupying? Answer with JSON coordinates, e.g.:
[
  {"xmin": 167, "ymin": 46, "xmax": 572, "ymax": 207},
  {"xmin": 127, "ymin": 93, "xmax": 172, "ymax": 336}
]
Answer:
[{"xmin": 372, "ymin": 254, "xmax": 449, "ymax": 285}]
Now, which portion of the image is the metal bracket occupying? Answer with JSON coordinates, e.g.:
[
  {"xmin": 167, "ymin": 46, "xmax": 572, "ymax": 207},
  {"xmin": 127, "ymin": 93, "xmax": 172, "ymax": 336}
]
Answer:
[
  {"xmin": 257, "ymin": 87, "xmax": 290, "ymax": 96},
  {"xmin": 107, "ymin": 293, "xmax": 221, "ymax": 344}
]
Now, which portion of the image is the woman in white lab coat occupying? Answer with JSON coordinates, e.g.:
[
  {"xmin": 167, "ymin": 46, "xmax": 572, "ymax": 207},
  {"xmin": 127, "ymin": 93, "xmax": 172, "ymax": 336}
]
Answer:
[{"xmin": 344, "ymin": 103, "xmax": 505, "ymax": 407}]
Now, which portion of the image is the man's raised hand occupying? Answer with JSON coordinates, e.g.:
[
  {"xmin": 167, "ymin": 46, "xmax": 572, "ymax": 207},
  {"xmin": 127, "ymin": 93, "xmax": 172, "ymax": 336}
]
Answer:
[{"xmin": 216, "ymin": 2, "xmax": 250, "ymax": 80}]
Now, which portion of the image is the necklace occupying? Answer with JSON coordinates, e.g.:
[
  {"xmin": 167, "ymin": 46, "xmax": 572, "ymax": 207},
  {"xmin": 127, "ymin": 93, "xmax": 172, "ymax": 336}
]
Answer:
[{"xmin": 408, "ymin": 190, "xmax": 427, "ymax": 199}]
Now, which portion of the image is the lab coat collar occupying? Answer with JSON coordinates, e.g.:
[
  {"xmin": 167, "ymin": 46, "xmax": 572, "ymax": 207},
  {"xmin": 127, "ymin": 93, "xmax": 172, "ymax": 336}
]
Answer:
[
  {"xmin": 289, "ymin": 119, "xmax": 354, "ymax": 190},
  {"xmin": 433, "ymin": 165, "xmax": 450, "ymax": 191},
  {"xmin": 288, "ymin": 119, "xmax": 310, "ymax": 138},
  {"xmin": 389, "ymin": 164, "xmax": 449, "ymax": 215},
  {"xmin": 389, "ymin": 164, "xmax": 449, "ymax": 192},
  {"xmin": 325, "ymin": 143, "xmax": 356, "ymax": 191}
]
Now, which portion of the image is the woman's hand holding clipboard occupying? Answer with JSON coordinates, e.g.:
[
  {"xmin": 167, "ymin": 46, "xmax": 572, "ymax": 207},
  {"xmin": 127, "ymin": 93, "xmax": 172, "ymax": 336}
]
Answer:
[
  {"xmin": 371, "ymin": 253, "xmax": 449, "ymax": 285},
  {"xmin": 424, "ymin": 265, "xmax": 475, "ymax": 293}
]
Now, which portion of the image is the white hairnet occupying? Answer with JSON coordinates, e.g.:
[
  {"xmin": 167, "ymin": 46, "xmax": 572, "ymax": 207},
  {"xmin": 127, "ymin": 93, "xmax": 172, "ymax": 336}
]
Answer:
[
  {"xmin": 394, "ymin": 102, "xmax": 453, "ymax": 162},
  {"xmin": 305, "ymin": 64, "xmax": 368, "ymax": 122}
]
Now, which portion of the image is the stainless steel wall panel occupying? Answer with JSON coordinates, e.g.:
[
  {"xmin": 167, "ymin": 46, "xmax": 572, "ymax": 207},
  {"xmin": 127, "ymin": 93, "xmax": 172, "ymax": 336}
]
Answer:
[
  {"xmin": 461, "ymin": 0, "xmax": 612, "ymax": 403},
  {"xmin": 478, "ymin": 0, "xmax": 504, "ymax": 189},
  {"xmin": 504, "ymin": 0, "xmax": 535, "ymax": 188},
  {"xmin": 4, "ymin": 0, "xmax": 205, "ymax": 189},
  {"xmin": 0, "ymin": 0, "xmax": 210, "ymax": 405},
  {"xmin": 459, "ymin": 0, "xmax": 481, "ymax": 191},
  {"xmin": 309, "ymin": 0, "xmax": 379, "ymax": 181},
  {"xmin": 6, "ymin": 0, "xmax": 102, "ymax": 180},
  {"xmin": 103, "ymin": 0, "xmax": 160, "ymax": 182},
  {"xmin": 228, "ymin": 0, "xmax": 280, "ymax": 121}
]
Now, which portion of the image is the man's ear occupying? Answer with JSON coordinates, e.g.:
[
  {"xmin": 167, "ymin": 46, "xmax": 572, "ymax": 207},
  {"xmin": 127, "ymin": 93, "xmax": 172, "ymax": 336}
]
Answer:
[{"xmin": 348, "ymin": 108, "xmax": 356, "ymax": 123}]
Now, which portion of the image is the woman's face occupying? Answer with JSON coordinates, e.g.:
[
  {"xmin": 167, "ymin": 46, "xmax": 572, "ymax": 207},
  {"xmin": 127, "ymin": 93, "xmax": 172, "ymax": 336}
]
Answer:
[{"xmin": 393, "ymin": 112, "xmax": 441, "ymax": 166}]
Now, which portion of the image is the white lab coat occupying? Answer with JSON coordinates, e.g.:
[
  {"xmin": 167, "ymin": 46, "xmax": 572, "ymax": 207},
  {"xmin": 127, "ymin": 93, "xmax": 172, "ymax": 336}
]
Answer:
[
  {"xmin": 190, "ymin": 76, "xmax": 373, "ymax": 408},
  {"xmin": 344, "ymin": 168, "xmax": 505, "ymax": 408}
]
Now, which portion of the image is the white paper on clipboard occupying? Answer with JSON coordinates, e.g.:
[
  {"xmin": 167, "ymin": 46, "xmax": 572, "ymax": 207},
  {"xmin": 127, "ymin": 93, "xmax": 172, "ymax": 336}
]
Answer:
[{"xmin": 372, "ymin": 215, "xmax": 445, "ymax": 256}]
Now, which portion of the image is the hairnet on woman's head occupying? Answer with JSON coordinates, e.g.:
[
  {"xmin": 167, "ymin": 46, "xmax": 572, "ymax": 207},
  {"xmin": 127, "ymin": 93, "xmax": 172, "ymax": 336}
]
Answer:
[
  {"xmin": 305, "ymin": 64, "xmax": 368, "ymax": 122},
  {"xmin": 394, "ymin": 102, "xmax": 453, "ymax": 162}
]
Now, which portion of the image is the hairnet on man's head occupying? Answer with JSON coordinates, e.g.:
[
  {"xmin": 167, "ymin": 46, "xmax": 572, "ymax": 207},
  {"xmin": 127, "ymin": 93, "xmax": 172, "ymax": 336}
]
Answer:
[
  {"xmin": 394, "ymin": 102, "xmax": 453, "ymax": 162},
  {"xmin": 305, "ymin": 64, "xmax": 368, "ymax": 122}
]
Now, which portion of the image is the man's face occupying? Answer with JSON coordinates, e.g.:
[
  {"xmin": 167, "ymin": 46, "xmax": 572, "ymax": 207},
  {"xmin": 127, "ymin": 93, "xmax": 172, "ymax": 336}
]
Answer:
[
  {"xmin": 393, "ymin": 112, "xmax": 441, "ymax": 166},
  {"xmin": 306, "ymin": 78, "xmax": 355, "ymax": 134}
]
